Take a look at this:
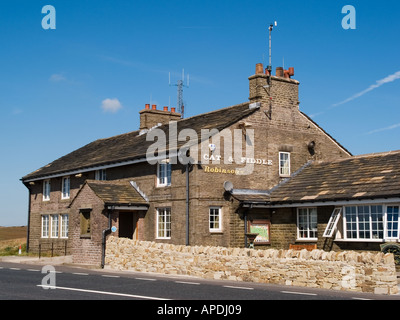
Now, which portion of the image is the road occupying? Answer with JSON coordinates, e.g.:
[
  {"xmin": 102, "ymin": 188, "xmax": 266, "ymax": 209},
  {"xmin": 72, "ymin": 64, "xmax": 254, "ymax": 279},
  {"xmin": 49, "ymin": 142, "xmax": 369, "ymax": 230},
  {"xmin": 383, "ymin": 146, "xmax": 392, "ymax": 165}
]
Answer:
[{"xmin": 0, "ymin": 260, "xmax": 399, "ymax": 314}]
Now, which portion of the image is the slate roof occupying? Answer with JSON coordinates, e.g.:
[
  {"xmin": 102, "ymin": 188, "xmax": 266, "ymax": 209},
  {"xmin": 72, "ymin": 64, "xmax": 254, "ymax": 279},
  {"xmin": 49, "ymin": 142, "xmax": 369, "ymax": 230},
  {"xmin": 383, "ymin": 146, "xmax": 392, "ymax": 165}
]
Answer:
[
  {"xmin": 80, "ymin": 180, "xmax": 148, "ymax": 206},
  {"xmin": 234, "ymin": 150, "xmax": 400, "ymax": 205},
  {"xmin": 22, "ymin": 102, "xmax": 255, "ymax": 181}
]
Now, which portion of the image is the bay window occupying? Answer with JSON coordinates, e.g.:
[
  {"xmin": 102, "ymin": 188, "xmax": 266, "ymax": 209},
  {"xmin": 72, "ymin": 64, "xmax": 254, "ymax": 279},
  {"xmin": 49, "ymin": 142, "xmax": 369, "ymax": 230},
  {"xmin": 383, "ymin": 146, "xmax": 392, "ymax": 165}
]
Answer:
[{"xmin": 324, "ymin": 204, "xmax": 399, "ymax": 241}]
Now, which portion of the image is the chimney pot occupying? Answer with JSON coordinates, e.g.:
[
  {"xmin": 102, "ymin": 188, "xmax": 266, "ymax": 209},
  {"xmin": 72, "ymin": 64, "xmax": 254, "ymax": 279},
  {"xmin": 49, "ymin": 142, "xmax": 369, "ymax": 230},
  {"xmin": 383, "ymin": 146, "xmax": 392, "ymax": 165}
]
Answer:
[
  {"xmin": 276, "ymin": 67, "xmax": 284, "ymax": 77},
  {"xmin": 163, "ymin": 106, "xmax": 168, "ymax": 111},
  {"xmin": 152, "ymin": 104, "xmax": 157, "ymax": 110},
  {"xmin": 145, "ymin": 104, "xmax": 150, "ymax": 109},
  {"xmin": 288, "ymin": 67, "xmax": 294, "ymax": 76},
  {"xmin": 171, "ymin": 107, "xmax": 176, "ymax": 113},
  {"xmin": 255, "ymin": 63, "xmax": 264, "ymax": 75}
]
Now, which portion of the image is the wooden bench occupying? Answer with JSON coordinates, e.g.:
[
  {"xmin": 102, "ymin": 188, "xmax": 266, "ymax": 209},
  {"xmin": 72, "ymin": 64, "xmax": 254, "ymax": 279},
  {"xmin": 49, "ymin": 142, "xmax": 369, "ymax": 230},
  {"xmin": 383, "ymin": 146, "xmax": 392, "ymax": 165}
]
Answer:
[{"xmin": 289, "ymin": 244, "xmax": 317, "ymax": 251}]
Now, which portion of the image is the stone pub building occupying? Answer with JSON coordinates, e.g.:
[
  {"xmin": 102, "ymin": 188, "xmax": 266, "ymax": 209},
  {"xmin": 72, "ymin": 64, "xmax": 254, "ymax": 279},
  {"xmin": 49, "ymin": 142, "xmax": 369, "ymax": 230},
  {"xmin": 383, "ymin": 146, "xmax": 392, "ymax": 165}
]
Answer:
[{"xmin": 21, "ymin": 64, "xmax": 400, "ymax": 266}]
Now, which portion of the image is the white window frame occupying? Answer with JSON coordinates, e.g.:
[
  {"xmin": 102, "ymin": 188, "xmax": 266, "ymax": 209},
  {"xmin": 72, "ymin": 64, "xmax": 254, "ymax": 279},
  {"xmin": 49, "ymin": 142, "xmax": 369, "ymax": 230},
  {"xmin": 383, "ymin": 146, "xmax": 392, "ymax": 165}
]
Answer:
[
  {"xmin": 50, "ymin": 214, "xmax": 59, "ymax": 238},
  {"xmin": 343, "ymin": 205, "xmax": 385, "ymax": 241},
  {"xmin": 157, "ymin": 162, "xmax": 171, "ymax": 187},
  {"xmin": 41, "ymin": 215, "xmax": 49, "ymax": 238},
  {"xmin": 95, "ymin": 169, "xmax": 107, "ymax": 181},
  {"xmin": 279, "ymin": 152, "xmax": 290, "ymax": 177},
  {"xmin": 156, "ymin": 208, "xmax": 171, "ymax": 239},
  {"xmin": 323, "ymin": 208, "xmax": 342, "ymax": 238},
  {"xmin": 60, "ymin": 214, "xmax": 69, "ymax": 238},
  {"xmin": 385, "ymin": 205, "xmax": 399, "ymax": 240},
  {"xmin": 297, "ymin": 207, "xmax": 318, "ymax": 241},
  {"xmin": 209, "ymin": 207, "xmax": 222, "ymax": 233},
  {"xmin": 61, "ymin": 176, "xmax": 70, "ymax": 199},
  {"xmin": 43, "ymin": 179, "xmax": 51, "ymax": 201}
]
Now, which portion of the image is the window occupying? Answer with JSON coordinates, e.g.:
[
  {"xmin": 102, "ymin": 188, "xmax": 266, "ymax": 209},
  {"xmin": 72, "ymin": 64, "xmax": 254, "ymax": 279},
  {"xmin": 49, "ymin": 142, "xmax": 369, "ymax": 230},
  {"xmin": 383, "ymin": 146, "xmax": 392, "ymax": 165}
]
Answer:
[
  {"xmin": 80, "ymin": 210, "xmax": 91, "ymax": 238},
  {"xmin": 209, "ymin": 207, "xmax": 222, "ymax": 232},
  {"xmin": 297, "ymin": 208, "xmax": 317, "ymax": 240},
  {"xmin": 344, "ymin": 205, "xmax": 384, "ymax": 240},
  {"xmin": 41, "ymin": 214, "xmax": 68, "ymax": 239},
  {"xmin": 386, "ymin": 206, "xmax": 399, "ymax": 239},
  {"xmin": 157, "ymin": 208, "xmax": 171, "ymax": 239},
  {"xmin": 279, "ymin": 152, "xmax": 290, "ymax": 176},
  {"xmin": 95, "ymin": 169, "xmax": 107, "ymax": 181},
  {"xmin": 43, "ymin": 180, "xmax": 51, "ymax": 201},
  {"xmin": 41, "ymin": 215, "xmax": 49, "ymax": 238},
  {"xmin": 157, "ymin": 162, "xmax": 171, "ymax": 187},
  {"xmin": 50, "ymin": 214, "xmax": 59, "ymax": 238},
  {"xmin": 61, "ymin": 214, "xmax": 69, "ymax": 238},
  {"xmin": 61, "ymin": 176, "xmax": 70, "ymax": 199},
  {"xmin": 323, "ymin": 208, "xmax": 342, "ymax": 238}
]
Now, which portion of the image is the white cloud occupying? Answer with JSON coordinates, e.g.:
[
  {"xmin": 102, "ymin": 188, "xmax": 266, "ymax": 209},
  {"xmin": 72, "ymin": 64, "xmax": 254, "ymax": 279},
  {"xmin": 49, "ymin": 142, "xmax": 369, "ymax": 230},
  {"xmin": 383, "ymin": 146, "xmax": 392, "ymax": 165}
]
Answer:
[
  {"xmin": 332, "ymin": 70, "xmax": 400, "ymax": 107},
  {"xmin": 366, "ymin": 122, "xmax": 400, "ymax": 135},
  {"xmin": 101, "ymin": 98, "xmax": 122, "ymax": 113},
  {"xmin": 49, "ymin": 74, "xmax": 67, "ymax": 82}
]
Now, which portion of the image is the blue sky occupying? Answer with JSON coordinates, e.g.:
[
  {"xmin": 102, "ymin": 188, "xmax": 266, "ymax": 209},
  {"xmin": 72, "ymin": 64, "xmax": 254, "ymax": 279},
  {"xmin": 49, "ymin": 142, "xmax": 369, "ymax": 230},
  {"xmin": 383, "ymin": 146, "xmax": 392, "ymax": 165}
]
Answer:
[{"xmin": 1, "ymin": 0, "xmax": 399, "ymax": 226}]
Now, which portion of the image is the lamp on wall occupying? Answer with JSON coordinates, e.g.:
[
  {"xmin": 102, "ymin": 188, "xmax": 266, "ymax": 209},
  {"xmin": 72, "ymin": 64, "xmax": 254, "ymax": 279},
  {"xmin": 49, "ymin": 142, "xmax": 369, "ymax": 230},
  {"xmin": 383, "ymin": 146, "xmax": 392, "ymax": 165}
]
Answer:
[{"xmin": 238, "ymin": 121, "xmax": 252, "ymax": 135}]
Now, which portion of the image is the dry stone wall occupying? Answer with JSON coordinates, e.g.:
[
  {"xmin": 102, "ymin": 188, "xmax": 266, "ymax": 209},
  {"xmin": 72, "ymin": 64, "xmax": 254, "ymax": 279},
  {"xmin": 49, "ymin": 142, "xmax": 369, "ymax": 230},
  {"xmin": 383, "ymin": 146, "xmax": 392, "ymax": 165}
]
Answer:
[{"xmin": 105, "ymin": 236, "xmax": 398, "ymax": 295}]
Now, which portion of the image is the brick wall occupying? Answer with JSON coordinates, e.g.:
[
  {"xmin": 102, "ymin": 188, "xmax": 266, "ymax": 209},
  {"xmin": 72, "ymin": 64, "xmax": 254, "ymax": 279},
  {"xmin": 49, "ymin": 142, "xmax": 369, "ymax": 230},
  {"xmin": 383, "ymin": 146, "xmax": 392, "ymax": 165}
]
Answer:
[{"xmin": 69, "ymin": 183, "xmax": 109, "ymax": 265}]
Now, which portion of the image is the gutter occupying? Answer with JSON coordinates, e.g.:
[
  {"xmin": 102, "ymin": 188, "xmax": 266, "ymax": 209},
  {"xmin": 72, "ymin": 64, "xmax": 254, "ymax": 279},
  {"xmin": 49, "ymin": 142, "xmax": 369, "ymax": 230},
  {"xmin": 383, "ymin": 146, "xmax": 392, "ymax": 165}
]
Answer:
[{"xmin": 21, "ymin": 152, "xmax": 180, "ymax": 183}]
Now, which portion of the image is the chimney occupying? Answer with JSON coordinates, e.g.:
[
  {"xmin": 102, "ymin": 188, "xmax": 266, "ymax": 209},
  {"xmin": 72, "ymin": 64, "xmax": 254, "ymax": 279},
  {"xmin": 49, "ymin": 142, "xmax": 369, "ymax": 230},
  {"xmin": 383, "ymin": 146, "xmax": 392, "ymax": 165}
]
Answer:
[
  {"xmin": 275, "ymin": 67, "xmax": 284, "ymax": 77},
  {"xmin": 255, "ymin": 63, "xmax": 264, "ymax": 74},
  {"xmin": 249, "ymin": 63, "xmax": 300, "ymax": 108},
  {"xmin": 139, "ymin": 104, "xmax": 182, "ymax": 130}
]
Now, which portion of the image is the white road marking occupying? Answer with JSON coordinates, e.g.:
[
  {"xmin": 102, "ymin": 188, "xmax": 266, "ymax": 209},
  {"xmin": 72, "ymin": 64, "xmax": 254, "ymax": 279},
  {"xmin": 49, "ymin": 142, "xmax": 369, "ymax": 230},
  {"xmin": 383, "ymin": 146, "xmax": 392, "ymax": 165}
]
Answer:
[
  {"xmin": 135, "ymin": 277, "xmax": 157, "ymax": 281},
  {"xmin": 175, "ymin": 281, "xmax": 200, "ymax": 285},
  {"xmin": 72, "ymin": 272, "xmax": 89, "ymax": 276},
  {"xmin": 9, "ymin": 268, "xmax": 21, "ymax": 270},
  {"xmin": 223, "ymin": 285, "xmax": 254, "ymax": 290},
  {"xmin": 102, "ymin": 274, "xmax": 120, "ymax": 278},
  {"xmin": 281, "ymin": 290, "xmax": 317, "ymax": 296},
  {"xmin": 36, "ymin": 285, "xmax": 170, "ymax": 300}
]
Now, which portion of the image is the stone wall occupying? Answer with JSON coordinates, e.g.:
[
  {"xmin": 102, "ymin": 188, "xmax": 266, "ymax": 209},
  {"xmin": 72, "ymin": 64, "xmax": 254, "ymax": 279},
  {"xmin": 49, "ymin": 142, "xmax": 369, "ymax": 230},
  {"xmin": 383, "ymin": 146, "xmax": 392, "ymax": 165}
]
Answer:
[{"xmin": 105, "ymin": 236, "xmax": 399, "ymax": 295}]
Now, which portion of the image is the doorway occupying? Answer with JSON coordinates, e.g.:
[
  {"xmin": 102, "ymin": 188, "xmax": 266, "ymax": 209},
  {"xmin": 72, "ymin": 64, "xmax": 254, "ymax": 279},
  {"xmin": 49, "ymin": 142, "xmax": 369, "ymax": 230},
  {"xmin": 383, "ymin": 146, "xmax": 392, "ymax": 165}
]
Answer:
[{"xmin": 119, "ymin": 212, "xmax": 139, "ymax": 239}]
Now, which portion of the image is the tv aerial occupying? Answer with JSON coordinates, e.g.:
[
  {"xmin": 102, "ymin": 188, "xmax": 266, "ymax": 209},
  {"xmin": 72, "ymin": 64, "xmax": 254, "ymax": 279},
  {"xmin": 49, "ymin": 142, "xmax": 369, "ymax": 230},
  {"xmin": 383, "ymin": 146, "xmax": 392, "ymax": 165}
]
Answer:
[
  {"xmin": 169, "ymin": 69, "xmax": 189, "ymax": 118},
  {"xmin": 267, "ymin": 21, "xmax": 277, "ymax": 75}
]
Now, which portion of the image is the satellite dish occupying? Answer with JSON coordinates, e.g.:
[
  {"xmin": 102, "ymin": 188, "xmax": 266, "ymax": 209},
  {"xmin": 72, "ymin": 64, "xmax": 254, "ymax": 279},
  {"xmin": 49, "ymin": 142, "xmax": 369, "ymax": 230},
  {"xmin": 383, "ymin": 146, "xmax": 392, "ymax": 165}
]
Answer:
[{"xmin": 223, "ymin": 181, "xmax": 234, "ymax": 192}]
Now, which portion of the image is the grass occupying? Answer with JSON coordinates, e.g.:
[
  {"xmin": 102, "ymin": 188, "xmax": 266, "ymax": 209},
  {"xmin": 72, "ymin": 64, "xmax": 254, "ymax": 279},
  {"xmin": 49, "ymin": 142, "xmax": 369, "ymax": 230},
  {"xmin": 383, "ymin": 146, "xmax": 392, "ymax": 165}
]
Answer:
[{"xmin": 0, "ymin": 226, "xmax": 27, "ymax": 256}]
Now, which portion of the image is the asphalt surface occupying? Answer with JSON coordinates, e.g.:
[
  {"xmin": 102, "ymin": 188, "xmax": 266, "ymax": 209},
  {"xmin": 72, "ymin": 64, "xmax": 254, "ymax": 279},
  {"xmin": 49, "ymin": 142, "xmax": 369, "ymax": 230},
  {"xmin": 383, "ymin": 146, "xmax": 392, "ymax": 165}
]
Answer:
[{"xmin": 0, "ymin": 257, "xmax": 399, "ymax": 302}]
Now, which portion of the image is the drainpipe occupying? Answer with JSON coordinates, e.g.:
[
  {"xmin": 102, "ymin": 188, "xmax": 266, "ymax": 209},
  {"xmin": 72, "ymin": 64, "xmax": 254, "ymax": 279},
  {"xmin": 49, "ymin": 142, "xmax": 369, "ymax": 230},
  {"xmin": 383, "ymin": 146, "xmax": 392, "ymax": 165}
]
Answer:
[
  {"xmin": 24, "ymin": 183, "xmax": 32, "ymax": 253},
  {"xmin": 244, "ymin": 210, "xmax": 248, "ymax": 248},
  {"xmin": 101, "ymin": 208, "xmax": 113, "ymax": 268},
  {"xmin": 244, "ymin": 205, "xmax": 252, "ymax": 248},
  {"xmin": 185, "ymin": 163, "xmax": 190, "ymax": 246}
]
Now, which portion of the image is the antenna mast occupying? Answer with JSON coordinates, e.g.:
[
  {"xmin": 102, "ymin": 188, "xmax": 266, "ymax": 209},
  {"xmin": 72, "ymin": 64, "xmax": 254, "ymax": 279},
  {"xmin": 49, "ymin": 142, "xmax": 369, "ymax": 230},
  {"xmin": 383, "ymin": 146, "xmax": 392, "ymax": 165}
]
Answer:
[
  {"xmin": 169, "ymin": 69, "xmax": 189, "ymax": 119},
  {"xmin": 265, "ymin": 21, "xmax": 277, "ymax": 121},
  {"xmin": 267, "ymin": 21, "xmax": 277, "ymax": 77}
]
